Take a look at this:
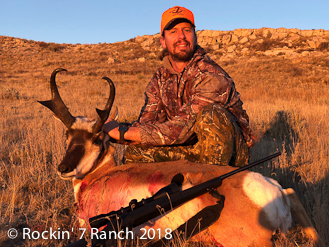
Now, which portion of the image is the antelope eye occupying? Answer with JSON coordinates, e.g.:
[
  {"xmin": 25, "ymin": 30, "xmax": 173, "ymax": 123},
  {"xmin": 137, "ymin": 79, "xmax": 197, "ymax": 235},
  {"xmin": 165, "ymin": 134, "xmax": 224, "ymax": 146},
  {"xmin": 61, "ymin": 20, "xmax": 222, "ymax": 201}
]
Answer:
[{"xmin": 93, "ymin": 137, "xmax": 102, "ymax": 145}]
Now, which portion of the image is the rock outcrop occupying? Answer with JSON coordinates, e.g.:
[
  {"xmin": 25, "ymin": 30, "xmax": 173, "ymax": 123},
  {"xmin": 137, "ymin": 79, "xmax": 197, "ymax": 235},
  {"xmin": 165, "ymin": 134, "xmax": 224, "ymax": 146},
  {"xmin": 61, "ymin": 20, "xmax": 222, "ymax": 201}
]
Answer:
[
  {"xmin": 133, "ymin": 28, "xmax": 329, "ymax": 60},
  {"xmin": 1, "ymin": 28, "xmax": 328, "ymax": 64}
]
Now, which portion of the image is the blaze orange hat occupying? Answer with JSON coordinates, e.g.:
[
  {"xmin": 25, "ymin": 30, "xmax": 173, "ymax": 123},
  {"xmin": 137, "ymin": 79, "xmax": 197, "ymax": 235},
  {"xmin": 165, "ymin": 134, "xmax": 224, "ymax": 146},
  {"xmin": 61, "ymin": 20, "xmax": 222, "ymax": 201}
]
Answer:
[{"xmin": 161, "ymin": 6, "xmax": 195, "ymax": 35}]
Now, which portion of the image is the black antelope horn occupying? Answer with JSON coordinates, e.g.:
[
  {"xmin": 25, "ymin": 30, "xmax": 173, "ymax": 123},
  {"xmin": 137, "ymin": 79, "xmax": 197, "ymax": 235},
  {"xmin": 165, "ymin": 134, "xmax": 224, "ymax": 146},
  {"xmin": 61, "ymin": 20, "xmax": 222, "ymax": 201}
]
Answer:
[
  {"xmin": 92, "ymin": 77, "xmax": 115, "ymax": 134},
  {"xmin": 38, "ymin": 68, "xmax": 75, "ymax": 129}
]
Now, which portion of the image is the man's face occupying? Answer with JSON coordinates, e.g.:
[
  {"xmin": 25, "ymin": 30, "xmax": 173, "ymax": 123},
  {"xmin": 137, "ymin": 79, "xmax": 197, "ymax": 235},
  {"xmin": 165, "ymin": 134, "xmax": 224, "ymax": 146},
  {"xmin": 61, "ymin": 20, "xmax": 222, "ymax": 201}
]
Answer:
[{"xmin": 160, "ymin": 22, "xmax": 197, "ymax": 62}]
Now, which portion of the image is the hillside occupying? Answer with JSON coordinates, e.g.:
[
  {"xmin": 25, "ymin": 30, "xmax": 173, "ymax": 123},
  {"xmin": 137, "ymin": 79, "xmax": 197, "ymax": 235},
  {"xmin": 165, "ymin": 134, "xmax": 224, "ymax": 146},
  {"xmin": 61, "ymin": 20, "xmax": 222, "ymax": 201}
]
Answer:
[
  {"xmin": 2, "ymin": 27, "xmax": 329, "ymax": 60},
  {"xmin": 1, "ymin": 27, "xmax": 328, "ymax": 117},
  {"xmin": 0, "ymin": 28, "xmax": 329, "ymax": 246}
]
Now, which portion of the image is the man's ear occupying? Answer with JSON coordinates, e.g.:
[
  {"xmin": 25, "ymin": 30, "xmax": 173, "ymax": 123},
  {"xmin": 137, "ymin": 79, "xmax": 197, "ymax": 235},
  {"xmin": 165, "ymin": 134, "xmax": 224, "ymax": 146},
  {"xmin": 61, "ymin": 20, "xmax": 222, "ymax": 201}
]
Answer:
[{"xmin": 160, "ymin": 35, "xmax": 167, "ymax": 49}]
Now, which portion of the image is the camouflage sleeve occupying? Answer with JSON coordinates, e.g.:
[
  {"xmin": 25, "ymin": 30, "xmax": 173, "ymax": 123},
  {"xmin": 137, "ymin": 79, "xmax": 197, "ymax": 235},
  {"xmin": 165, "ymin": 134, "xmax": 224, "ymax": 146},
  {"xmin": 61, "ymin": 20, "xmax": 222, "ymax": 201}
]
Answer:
[
  {"xmin": 135, "ymin": 72, "xmax": 242, "ymax": 146},
  {"xmin": 195, "ymin": 72, "xmax": 257, "ymax": 147},
  {"xmin": 191, "ymin": 72, "xmax": 240, "ymax": 109},
  {"xmin": 137, "ymin": 102, "xmax": 196, "ymax": 146},
  {"xmin": 132, "ymin": 72, "xmax": 167, "ymax": 126}
]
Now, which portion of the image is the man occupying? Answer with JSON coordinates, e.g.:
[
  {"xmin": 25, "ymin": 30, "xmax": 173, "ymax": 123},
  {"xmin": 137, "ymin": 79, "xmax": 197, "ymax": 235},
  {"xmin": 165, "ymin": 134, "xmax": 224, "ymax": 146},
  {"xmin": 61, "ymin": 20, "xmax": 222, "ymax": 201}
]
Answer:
[{"xmin": 103, "ymin": 6, "xmax": 257, "ymax": 167}]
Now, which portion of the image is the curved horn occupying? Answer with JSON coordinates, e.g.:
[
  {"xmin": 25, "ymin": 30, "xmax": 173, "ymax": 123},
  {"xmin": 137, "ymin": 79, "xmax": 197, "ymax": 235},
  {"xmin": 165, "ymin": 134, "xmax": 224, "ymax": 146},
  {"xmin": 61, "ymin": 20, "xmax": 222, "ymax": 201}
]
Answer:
[
  {"xmin": 92, "ymin": 77, "xmax": 115, "ymax": 134},
  {"xmin": 38, "ymin": 68, "xmax": 75, "ymax": 129}
]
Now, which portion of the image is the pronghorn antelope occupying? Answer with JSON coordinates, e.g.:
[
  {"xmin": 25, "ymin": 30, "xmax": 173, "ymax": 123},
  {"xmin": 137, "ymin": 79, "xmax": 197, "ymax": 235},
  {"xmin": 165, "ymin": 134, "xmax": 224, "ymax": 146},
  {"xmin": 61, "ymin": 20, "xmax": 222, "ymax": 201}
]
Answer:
[{"xmin": 39, "ymin": 68, "xmax": 319, "ymax": 247}]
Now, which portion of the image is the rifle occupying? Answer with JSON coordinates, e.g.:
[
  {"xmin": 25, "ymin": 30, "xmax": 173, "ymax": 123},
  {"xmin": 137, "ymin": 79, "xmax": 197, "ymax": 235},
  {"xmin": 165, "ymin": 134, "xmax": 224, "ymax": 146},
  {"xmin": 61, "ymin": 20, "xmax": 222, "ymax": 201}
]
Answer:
[{"xmin": 65, "ymin": 152, "xmax": 281, "ymax": 247}]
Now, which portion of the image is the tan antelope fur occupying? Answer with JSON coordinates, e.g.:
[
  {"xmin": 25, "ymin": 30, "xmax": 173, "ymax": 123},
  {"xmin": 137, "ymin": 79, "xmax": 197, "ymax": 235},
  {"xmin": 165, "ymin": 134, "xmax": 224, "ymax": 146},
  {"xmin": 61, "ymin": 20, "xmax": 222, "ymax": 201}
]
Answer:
[{"xmin": 39, "ymin": 69, "xmax": 320, "ymax": 246}]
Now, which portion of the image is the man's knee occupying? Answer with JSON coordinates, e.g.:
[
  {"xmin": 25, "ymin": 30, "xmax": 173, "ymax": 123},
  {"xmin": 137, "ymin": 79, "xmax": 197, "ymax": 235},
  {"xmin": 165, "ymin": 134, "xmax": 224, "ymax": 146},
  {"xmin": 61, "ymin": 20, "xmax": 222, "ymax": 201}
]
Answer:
[
  {"xmin": 194, "ymin": 104, "xmax": 249, "ymax": 166},
  {"xmin": 194, "ymin": 104, "xmax": 236, "ymax": 135}
]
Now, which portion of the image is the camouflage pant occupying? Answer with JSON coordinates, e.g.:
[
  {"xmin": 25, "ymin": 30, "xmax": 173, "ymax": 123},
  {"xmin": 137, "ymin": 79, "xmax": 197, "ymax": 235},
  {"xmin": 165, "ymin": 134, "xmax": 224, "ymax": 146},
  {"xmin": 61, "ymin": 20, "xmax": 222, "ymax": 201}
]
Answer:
[{"xmin": 125, "ymin": 104, "xmax": 250, "ymax": 167}]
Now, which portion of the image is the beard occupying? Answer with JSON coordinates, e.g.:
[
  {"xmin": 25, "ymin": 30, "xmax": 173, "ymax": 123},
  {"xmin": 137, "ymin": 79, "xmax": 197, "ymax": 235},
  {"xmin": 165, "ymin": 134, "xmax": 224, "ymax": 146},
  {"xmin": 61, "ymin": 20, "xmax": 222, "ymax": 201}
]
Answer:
[{"xmin": 170, "ymin": 40, "xmax": 197, "ymax": 62}]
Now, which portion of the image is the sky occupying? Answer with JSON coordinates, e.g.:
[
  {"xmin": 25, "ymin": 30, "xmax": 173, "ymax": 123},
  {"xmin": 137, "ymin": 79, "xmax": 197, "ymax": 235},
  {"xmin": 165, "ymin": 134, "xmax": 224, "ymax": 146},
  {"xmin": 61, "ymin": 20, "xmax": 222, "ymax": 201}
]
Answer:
[{"xmin": 1, "ymin": 0, "xmax": 329, "ymax": 45}]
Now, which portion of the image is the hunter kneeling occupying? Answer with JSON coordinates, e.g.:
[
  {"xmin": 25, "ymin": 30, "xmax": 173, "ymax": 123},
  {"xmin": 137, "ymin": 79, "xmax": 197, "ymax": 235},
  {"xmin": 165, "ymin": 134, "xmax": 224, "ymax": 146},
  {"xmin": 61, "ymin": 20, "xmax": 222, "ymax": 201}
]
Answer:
[{"xmin": 103, "ymin": 6, "xmax": 257, "ymax": 167}]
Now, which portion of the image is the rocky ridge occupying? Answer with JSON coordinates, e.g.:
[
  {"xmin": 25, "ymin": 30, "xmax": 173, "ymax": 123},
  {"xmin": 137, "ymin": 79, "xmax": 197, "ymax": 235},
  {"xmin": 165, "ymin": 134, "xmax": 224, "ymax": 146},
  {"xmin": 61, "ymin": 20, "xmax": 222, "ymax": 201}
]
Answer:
[
  {"xmin": 135, "ymin": 28, "xmax": 329, "ymax": 61},
  {"xmin": 1, "ymin": 28, "xmax": 329, "ymax": 64}
]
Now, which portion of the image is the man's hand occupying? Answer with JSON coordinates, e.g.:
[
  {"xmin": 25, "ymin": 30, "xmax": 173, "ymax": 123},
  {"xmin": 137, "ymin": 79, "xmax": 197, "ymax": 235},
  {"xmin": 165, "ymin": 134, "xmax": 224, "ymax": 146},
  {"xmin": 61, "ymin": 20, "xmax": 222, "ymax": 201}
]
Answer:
[
  {"xmin": 102, "ymin": 118, "xmax": 120, "ymax": 134},
  {"xmin": 102, "ymin": 119, "xmax": 142, "ymax": 144}
]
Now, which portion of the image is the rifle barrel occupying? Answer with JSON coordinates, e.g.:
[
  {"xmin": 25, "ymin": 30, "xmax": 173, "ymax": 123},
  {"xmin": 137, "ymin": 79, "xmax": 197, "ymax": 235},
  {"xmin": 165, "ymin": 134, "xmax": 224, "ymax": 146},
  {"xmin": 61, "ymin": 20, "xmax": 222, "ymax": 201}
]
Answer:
[{"xmin": 220, "ymin": 151, "xmax": 281, "ymax": 180}]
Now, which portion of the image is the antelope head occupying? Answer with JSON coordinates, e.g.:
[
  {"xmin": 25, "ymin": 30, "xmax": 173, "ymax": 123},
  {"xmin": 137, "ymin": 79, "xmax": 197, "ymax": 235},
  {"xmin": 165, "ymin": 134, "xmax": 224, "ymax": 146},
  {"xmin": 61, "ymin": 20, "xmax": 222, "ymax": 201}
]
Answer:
[{"xmin": 38, "ymin": 68, "xmax": 115, "ymax": 180}]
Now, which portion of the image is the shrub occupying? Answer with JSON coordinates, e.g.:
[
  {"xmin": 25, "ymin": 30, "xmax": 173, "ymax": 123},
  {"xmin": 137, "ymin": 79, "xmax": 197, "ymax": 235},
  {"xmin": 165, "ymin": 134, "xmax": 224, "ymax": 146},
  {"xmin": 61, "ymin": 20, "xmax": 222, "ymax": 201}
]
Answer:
[
  {"xmin": 251, "ymin": 38, "xmax": 288, "ymax": 52},
  {"xmin": 38, "ymin": 41, "xmax": 48, "ymax": 49},
  {"xmin": 317, "ymin": 42, "xmax": 329, "ymax": 51},
  {"xmin": 1, "ymin": 88, "xmax": 20, "ymax": 100},
  {"xmin": 37, "ymin": 41, "xmax": 65, "ymax": 52}
]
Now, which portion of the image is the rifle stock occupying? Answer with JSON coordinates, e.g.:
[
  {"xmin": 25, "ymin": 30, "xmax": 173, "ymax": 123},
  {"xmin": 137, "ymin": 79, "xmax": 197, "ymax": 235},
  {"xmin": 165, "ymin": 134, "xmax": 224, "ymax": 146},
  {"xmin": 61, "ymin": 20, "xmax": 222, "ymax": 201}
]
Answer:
[{"xmin": 65, "ymin": 152, "xmax": 281, "ymax": 247}]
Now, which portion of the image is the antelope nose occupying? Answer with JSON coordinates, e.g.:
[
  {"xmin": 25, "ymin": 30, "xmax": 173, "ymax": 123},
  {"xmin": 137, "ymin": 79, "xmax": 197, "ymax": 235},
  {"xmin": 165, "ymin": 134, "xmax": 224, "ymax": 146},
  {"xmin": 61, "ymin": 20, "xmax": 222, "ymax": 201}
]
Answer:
[{"xmin": 58, "ymin": 164, "xmax": 69, "ymax": 173}]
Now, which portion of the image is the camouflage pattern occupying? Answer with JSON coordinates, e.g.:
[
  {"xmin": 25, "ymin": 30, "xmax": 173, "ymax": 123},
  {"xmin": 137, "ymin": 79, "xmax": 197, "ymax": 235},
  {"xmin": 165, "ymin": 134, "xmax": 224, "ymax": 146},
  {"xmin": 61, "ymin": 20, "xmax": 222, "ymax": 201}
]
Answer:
[
  {"xmin": 132, "ymin": 46, "xmax": 257, "ymax": 149},
  {"xmin": 126, "ymin": 104, "xmax": 250, "ymax": 167}
]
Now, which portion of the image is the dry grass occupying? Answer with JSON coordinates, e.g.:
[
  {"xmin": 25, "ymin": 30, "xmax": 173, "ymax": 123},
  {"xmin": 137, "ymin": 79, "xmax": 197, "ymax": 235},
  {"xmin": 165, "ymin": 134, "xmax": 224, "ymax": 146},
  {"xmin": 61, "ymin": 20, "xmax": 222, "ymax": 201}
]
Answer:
[{"xmin": 0, "ymin": 34, "xmax": 328, "ymax": 246}]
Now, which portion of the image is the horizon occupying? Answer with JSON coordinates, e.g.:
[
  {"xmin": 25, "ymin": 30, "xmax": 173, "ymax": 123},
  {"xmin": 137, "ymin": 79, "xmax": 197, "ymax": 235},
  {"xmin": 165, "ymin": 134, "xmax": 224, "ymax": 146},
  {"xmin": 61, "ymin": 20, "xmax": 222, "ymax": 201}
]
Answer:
[
  {"xmin": 1, "ymin": 0, "xmax": 329, "ymax": 45},
  {"xmin": 4, "ymin": 27, "xmax": 327, "ymax": 45}
]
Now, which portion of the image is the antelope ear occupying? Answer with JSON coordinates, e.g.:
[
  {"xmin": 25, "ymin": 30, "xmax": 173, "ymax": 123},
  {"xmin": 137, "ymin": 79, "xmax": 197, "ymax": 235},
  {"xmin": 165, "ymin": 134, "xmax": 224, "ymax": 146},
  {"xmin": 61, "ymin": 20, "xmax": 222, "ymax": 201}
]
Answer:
[
  {"xmin": 110, "ymin": 106, "xmax": 118, "ymax": 121},
  {"xmin": 103, "ymin": 132, "xmax": 110, "ymax": 150}
]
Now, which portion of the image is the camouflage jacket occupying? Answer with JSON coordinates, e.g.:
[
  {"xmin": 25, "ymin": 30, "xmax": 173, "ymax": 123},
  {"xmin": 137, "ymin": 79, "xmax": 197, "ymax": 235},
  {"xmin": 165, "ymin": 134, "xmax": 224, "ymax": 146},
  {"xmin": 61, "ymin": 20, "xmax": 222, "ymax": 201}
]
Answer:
[{"xmin": 133, "ymin": 46, "xmax": 257, "ymax": 147}]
